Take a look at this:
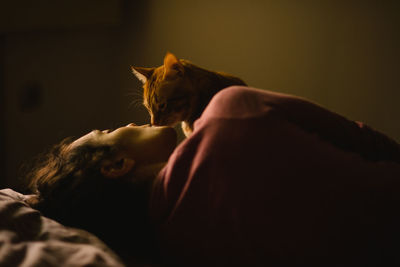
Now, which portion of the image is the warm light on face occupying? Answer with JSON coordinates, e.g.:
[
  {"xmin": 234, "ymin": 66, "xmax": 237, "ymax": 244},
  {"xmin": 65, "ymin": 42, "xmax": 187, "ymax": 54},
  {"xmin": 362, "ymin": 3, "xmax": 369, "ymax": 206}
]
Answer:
[{"xmin": 70, "ymin": 123, "xmax": 177, "ymax": 165}]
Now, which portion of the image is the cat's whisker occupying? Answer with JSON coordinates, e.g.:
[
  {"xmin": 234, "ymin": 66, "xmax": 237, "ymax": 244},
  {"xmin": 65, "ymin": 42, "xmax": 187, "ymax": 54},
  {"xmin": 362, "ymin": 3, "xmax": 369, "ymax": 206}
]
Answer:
[
  {"xmin": 126, "ymin": 86, "xmax": 145, "ymax": 110},
  {"xmin": 126, "ymin": 89, "xmax": 143, "ymax": 96},
  {"xmin": 128, "ymin": 98, "xmax": 145, "ymax": 110},
  {"xmin": 126, "ymin": 92, "xmax": 143, "ymax": 99}
]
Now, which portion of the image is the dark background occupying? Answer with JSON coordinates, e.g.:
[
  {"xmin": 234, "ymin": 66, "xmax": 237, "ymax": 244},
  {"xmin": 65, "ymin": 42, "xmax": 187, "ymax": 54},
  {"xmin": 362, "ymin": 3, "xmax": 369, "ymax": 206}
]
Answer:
[{"xmin": 1, "ymin": 0, "xmax": 399, "ymax": 189}]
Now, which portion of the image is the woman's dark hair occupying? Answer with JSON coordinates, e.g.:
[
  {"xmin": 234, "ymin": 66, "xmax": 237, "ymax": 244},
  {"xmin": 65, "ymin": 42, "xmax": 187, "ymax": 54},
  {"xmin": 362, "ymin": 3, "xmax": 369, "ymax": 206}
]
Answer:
[
  {"xmin": 27, "ymin": 137, "xmax": 116, "ymax": 207},
  {"xmin": 26, "ymin": 137, "xmax": 158, "ymax": 264}
]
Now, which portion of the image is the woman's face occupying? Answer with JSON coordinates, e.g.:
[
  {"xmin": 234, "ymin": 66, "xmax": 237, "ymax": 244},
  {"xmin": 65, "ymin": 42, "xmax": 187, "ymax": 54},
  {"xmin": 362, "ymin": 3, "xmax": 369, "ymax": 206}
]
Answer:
[{"xmin": 71, "ymin": 124, "xmax": 177, "ymax": 165}]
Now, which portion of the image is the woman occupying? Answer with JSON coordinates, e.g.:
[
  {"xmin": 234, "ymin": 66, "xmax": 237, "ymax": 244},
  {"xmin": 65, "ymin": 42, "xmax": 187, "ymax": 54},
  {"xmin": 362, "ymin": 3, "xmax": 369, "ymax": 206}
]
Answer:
[
  {"xmin": 28, "ymin": 86, "xmax": 400, "ymax": 266},
  {"xmin": 27, "ymin": 124, "xmax": 177, "ymax": 265}
]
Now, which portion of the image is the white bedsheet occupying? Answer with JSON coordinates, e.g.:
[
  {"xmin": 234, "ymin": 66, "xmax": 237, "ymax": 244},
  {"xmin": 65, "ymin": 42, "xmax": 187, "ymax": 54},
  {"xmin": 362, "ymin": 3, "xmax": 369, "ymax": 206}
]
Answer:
[{"xmin": 0, "ymin": 188, "xmax": 125, "ymax": 267}]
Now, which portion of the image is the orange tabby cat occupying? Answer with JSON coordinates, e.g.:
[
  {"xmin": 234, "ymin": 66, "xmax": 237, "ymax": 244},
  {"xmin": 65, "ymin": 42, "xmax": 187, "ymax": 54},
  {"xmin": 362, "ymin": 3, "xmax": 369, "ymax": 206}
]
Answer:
[{"xmin": 131, "ymin": 52, "xmax": 246, "ymax": 136}]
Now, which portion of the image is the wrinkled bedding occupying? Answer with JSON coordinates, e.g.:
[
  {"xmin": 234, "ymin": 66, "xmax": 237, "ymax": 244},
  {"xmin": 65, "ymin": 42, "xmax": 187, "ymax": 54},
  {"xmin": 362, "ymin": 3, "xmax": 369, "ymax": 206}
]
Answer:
[{"xmin": 0, "ymin": 189, "xmax": 125, "ymax": 267}]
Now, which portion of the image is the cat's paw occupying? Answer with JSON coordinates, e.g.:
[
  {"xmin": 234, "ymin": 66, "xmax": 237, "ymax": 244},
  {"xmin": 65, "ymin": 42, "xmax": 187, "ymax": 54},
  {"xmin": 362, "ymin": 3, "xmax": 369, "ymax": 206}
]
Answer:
[{"xmin": 181, "ymin": 121, "xmax": 193, "ymax": 137}]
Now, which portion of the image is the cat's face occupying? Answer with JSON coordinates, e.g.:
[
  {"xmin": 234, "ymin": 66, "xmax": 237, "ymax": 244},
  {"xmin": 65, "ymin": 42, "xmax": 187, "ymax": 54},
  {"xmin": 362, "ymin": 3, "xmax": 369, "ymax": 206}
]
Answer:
[{"xmin": 132, "ymin": 53, "xmax": 194, "ymax": 127}]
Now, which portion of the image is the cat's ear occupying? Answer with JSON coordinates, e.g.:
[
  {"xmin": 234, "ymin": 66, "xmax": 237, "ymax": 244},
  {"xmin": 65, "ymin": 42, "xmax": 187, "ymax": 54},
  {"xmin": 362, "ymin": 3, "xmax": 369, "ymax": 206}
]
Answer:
[
  {"xmin": 163, "ymin": 52, "xmax": 184, "ymax": 80},
  {"xmin": 131, "ymin": 66, "xmax": 154, "ymax": 84}
]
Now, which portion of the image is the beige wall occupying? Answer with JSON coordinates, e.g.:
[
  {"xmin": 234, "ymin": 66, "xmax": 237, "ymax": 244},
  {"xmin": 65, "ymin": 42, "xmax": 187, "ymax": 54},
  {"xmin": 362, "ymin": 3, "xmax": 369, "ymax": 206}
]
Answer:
[
  {"xmin": 139, "ymin": 0, "xmax": 400, "ymax": 137},
  {"xmin": 2, "ymin": 0, "xmax": 399, "ymax": 188}
]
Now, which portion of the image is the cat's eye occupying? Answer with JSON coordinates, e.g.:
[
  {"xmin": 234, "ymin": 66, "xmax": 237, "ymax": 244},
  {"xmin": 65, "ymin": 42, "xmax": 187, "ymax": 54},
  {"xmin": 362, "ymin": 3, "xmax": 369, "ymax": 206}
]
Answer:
[{"xmin": 159, "ymin": 103, "xmax": 166, "ymax": 110}]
